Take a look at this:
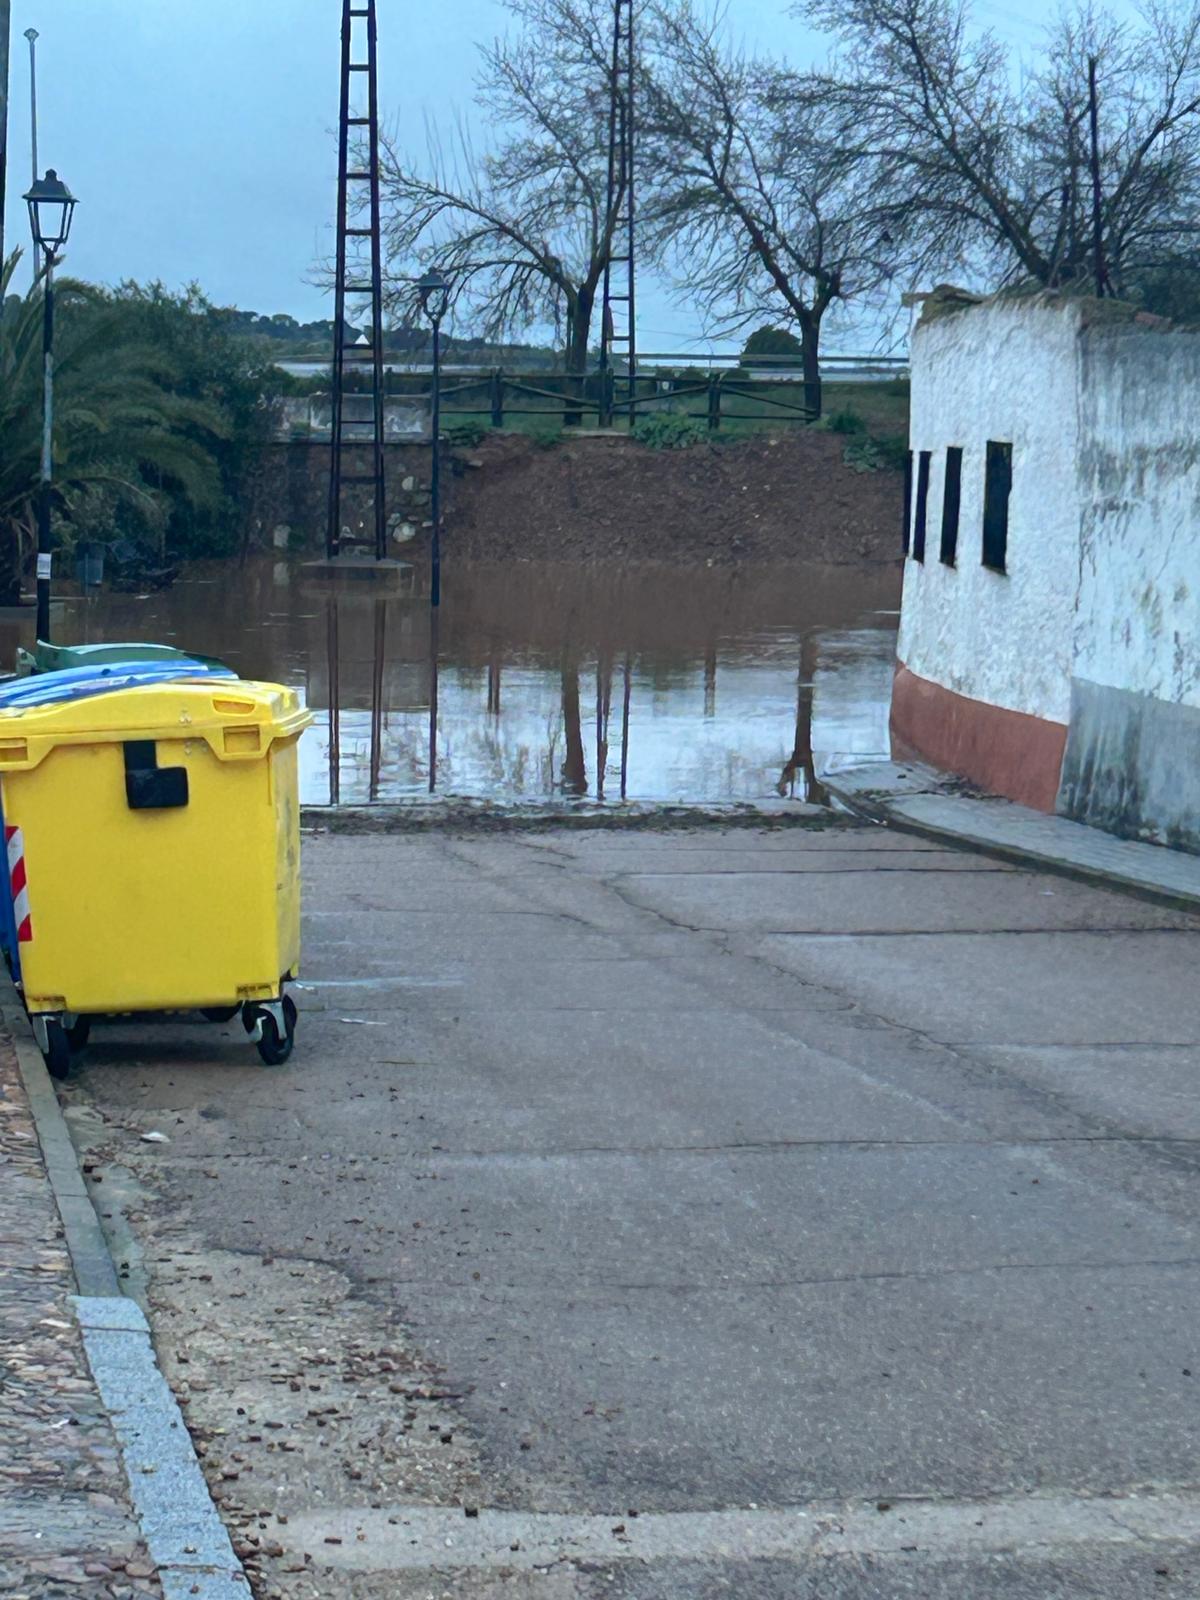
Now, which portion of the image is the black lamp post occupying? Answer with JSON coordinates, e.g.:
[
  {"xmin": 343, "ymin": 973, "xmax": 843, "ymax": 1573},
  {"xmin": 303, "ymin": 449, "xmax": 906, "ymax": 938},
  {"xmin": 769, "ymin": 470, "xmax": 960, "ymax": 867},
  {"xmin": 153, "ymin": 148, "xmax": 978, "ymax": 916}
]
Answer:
[
  {"xmin": 417, "ymin": 268, "xmax": 451, "ymax": 607},
  {"xmin": 24, "ymin": 168, "xmax": 77, "ymax": 643}
]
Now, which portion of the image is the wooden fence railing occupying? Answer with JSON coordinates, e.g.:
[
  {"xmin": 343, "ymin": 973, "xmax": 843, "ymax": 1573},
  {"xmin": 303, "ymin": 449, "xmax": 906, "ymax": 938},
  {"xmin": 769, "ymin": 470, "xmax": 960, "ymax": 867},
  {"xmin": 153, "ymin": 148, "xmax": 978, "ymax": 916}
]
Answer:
[{"xmin": 330, "ymin": 368, "xmax": 827, "ymax": 431}]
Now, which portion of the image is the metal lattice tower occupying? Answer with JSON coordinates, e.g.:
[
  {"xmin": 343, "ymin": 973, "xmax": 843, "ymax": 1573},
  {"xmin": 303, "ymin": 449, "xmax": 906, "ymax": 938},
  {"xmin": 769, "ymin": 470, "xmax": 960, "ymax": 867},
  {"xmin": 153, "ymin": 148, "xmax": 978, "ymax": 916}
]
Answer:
[
  {"xmin": 599, "ymin": 0, "xmax": 636, "ymax": 426},
  {"xmin": 327, "ymin": 0, "xmax": 387, "ymax": 560}
]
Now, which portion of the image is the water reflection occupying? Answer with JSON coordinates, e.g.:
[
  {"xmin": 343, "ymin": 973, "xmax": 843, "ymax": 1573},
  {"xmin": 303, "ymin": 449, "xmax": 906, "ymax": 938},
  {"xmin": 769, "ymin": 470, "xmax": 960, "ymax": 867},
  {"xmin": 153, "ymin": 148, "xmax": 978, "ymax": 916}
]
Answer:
[
  {"xmin": 777, "ymin": 637, "xmax": 819, "ymax": 802},
  {"xmin": 427, "ymin": 608, "xmax": 439, "ymax": 797},
  {"xmin": 11, "ymin": 558, "xmax": 900, "ymax": 808},
  {"xmin": 325, "ymin": 600, "xmax": 340, "ymax": 807}
]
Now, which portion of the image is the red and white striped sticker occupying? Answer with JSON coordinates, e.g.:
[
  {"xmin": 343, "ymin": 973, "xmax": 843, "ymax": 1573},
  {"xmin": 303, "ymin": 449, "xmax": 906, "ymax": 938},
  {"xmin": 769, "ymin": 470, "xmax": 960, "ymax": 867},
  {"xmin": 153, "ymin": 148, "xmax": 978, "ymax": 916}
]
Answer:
[{"xmin": 6, "ymin": 826, "xmax": 32, "ymax": 943}]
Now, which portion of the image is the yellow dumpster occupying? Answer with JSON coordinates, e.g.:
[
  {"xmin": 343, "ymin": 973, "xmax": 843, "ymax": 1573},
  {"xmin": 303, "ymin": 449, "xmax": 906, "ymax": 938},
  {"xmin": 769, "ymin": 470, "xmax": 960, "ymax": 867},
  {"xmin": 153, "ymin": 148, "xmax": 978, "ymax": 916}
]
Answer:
[{"xmin": 0, "ymin": 671, "xmax": 312, "ymax": 1077}]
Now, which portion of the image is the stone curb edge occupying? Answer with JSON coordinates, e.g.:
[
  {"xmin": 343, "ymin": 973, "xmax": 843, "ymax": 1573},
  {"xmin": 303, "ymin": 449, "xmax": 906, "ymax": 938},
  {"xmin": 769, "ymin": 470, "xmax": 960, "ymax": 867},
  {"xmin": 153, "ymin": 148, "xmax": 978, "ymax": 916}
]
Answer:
[
  {"xmin": 822, "ymin": 780, "xmax": 1200, "ymax": 917},
  {"xmin": 5, "ymin": 1001, "xmax": 251, "ymax": 1600}
]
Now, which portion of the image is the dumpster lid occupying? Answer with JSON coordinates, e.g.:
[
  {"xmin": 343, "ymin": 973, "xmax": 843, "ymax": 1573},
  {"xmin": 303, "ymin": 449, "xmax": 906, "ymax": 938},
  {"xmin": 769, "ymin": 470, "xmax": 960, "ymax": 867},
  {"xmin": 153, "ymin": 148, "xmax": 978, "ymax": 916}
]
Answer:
[
  {"xmin": 0, "ymin": 662, "xmax": 234, "ymax": 711},
  {"xmin": 0, "ymin": 671, "xmax": 311, "ymax": 768}
]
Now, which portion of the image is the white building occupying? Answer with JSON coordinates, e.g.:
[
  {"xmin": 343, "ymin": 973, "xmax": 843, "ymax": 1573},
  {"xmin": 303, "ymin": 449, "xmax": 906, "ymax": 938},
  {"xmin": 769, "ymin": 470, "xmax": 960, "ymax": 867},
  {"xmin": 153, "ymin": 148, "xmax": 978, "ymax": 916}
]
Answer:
[{"xmin": 895, "ymin": 290, "xmax": 1200, "ymax": 851}]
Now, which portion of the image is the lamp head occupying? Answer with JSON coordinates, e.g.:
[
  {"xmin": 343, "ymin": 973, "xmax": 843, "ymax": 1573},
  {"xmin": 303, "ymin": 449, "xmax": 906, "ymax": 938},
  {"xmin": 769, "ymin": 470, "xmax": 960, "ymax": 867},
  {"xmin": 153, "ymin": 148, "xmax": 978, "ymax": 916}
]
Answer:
[
  {"xmin": 417, "ymin": 268, "xmax": 451, "ymax": 324},
  {"xmin": 24, "ymin": 170, "xmax": 78, "ymax": 260}
]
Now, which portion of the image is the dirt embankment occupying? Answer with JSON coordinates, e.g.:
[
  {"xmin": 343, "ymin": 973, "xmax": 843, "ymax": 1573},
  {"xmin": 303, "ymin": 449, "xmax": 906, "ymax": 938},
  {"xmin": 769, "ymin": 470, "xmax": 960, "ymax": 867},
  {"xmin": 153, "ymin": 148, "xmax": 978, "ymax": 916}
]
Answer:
[{"xmin": 445, "ymin": 429, "xmax": 902, "ymax": 566}]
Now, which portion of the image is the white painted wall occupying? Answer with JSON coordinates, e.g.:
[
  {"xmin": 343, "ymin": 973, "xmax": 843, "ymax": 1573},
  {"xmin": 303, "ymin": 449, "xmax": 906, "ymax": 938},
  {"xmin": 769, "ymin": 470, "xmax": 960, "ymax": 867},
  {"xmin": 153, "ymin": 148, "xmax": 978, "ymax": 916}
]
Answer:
[
  {"xmin": 897, "ymin": 292, "xmax": 1200, "ymax": 846},
  {"xmin": 1074, "ymin": 321, "xmax": 1200, "ymax": 708},
  {"xmin": 897, "ymin": 298, "xmax": 1083, "ymax": 725}
]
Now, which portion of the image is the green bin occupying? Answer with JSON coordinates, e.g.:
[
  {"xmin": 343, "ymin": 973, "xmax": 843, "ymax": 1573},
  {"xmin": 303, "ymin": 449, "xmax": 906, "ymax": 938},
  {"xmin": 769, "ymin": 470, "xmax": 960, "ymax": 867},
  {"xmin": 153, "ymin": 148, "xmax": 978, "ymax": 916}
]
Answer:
[{"xmin": 16, "ymin": 641, "xmax": 232, "ymax": 677}]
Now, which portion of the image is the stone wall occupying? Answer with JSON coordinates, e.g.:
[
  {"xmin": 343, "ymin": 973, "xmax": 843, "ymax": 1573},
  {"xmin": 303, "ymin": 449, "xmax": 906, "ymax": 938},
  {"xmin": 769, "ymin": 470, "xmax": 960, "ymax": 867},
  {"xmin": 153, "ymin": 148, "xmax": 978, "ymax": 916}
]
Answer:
[
  {"xmin": 248, "ymin": 441, "xmax": 435, "ymax": 555},
  {"xmin": 277, "ymin": 395, "xmax": 429, "ymax": 442}
]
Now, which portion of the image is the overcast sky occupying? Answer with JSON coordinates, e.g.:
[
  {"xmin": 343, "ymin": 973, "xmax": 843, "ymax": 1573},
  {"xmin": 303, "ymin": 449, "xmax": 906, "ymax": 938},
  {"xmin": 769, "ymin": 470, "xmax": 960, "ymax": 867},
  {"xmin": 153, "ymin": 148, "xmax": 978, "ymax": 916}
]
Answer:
[{"xmin": 1, "ymin": 0, "xmax": 1052, "ymax": 351}]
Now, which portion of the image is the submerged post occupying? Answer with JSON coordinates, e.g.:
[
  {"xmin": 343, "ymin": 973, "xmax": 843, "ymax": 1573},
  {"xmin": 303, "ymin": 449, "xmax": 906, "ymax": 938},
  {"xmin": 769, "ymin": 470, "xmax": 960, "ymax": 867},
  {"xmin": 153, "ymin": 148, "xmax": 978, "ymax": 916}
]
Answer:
[{"xmin": 418, "ymin": 268, "xmax": 451, "ymax": 608}]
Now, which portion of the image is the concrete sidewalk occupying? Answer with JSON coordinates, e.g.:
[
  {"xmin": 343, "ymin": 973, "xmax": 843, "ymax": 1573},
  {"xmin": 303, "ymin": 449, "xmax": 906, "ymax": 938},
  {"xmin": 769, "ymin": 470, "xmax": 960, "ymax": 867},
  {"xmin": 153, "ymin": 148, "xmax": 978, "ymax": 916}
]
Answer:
[
  {"xmin": 0, "ymin": 1027, "xmax": 247, "ymax": 1600},
  {"xmin": 0, "ymin": 1035, "xmax": 162, "ymax": 1600},
  {"xmin": 824, "ymin": 758, "xmax": 1200, "ymax": 908}
]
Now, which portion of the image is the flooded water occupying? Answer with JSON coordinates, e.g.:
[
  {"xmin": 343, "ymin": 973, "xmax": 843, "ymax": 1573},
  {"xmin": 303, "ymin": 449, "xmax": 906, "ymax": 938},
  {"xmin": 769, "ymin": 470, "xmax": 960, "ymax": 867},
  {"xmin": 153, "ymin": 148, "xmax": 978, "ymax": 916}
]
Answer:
[{"xmin": 3, "ymin": 559, "xmax": 901, "ymax": 808}]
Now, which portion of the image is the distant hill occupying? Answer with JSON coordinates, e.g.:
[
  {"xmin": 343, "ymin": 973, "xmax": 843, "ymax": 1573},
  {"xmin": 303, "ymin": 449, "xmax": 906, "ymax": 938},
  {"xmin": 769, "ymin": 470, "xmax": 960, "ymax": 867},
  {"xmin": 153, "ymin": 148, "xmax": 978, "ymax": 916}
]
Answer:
[{"xmin": 216, "ymin": 308, "xmax": 558, "ymax": 368}]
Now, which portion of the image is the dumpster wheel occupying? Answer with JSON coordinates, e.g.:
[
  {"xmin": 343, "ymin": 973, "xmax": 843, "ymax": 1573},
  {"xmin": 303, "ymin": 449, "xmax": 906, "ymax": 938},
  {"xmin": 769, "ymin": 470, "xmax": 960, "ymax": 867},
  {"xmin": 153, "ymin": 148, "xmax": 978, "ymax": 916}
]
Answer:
[
  {"xmin": 244, "ymin": 996, "xmax": 297, "ymax": 1066},
  {"xmin": 41, "ymin": 1018, "xmax": 73, "ymax": 1081}
]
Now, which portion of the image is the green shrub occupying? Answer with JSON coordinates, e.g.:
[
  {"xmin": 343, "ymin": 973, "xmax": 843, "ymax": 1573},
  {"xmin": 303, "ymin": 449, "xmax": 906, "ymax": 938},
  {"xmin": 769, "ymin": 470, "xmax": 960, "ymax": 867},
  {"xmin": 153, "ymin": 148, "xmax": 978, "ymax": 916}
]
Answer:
[
  {"xmin": 633, "ymin": 412, "xmax": 708, "ymax": 450},
  {"xmin": 99, "ymin": 281, "xmax": 287, "ymax": 561},
  {"xmin": 873, "ymin": 434, "xmax": 909, "ymax": 471},
  {"xmin": 842, "ymin": 438, "xmax": 881, "ymax": 472},
  {"xmin": 0, "ymin": 266, "xmax": 237, "ymax": 586},
  {"xmin": 826, "ymin": 408, "xmax": 866, "ymax": 435},
  {"xmin": 843, "ymin": 433, "xmax": 908, "ymax": 473}
]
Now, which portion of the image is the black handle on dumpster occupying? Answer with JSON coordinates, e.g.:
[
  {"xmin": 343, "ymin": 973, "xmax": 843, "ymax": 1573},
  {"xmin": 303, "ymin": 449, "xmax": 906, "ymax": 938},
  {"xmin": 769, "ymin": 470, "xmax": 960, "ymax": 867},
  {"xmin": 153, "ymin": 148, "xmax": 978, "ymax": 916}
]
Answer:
[{"xmin": 123, "ymin": 741, "xmax": 189, "ymax": 810}]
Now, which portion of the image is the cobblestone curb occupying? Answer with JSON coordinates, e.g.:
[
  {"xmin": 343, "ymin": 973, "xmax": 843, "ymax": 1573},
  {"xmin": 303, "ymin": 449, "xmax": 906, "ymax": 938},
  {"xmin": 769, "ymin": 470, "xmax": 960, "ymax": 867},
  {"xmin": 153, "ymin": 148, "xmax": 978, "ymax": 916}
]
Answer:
[{"xmin": 3, "ymin": 1009, "xmax": 249, "ymax": 1600}]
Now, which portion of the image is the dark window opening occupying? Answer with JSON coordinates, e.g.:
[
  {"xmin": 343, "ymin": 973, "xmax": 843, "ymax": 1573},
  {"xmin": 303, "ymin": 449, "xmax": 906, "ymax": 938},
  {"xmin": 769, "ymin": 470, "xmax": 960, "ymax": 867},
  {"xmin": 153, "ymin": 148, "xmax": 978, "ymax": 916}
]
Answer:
[
  {"xmin": 940, "ymin": 446, "xmax": 963, "ymax": 566},
  {"xmin": 912, "ymin": 450, "xmax": 931, "ymax": 562},
  {"xmin": 982, "ymin": 440, "xmax": 1012, "ymax": 572},
  {"xmin": 902, "ymin": 450, "xmax": 913, "ymax": 556}
]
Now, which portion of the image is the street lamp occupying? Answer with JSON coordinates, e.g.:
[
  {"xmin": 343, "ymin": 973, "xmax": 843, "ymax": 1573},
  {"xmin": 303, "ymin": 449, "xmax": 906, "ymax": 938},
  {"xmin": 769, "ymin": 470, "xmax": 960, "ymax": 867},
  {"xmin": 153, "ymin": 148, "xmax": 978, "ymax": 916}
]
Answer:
[
  {"xmin": 24, "ymin": 168, "xmax": 78, "ymax": 643},
  {"xmin": 417, "ymin": 268, "xmax": 451, "ymax": 607}
]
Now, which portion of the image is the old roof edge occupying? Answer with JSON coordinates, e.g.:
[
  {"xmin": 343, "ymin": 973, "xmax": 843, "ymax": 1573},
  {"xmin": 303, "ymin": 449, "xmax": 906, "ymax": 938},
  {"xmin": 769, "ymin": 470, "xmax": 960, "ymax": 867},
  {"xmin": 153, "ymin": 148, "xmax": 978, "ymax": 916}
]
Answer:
[{"xmin": 908, "ymin": 282, "xmax": 1189, "ymax": 335}]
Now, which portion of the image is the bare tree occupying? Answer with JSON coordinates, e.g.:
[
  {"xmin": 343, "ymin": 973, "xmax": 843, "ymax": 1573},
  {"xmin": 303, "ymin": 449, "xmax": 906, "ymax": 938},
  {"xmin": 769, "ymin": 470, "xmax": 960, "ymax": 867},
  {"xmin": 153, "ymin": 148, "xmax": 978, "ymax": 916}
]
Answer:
[
  {"xmin": 1036, "ymin": 3, "xmax": 1200, "ymax": 298},
  {"xmin": 379, "ymin": 0, "xmax": 633, "ymax": 372},
  {"xmin": 642, "ymin": 1, "xmax": 895, "ymax": 417},
  {"xmin": 798, "ymin": 0, "xmax": 1200, "ymax": 303}
]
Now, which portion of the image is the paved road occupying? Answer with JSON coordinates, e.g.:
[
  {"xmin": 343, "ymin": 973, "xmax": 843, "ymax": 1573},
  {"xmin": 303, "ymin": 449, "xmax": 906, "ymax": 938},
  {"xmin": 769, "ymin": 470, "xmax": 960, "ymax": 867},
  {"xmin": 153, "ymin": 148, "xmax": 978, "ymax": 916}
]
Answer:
[{"xmin": 74, "ymin": 823, "xmax": 1200, "ymax": 1598}]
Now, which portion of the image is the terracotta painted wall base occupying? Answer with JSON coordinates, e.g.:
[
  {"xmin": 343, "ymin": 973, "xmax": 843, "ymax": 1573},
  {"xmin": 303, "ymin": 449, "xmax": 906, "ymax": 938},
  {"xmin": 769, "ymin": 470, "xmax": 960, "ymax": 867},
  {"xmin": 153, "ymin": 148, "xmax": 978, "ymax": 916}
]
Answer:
[{"xmin": 891, "ymin": 662, "xmax": 1067, "ymax": 813}]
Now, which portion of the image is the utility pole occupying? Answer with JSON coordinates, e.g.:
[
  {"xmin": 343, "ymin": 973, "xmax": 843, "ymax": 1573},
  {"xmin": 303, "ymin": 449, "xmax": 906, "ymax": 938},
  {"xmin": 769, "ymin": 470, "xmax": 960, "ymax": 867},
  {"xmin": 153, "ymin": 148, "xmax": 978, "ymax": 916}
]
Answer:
[
  {"xmin": 326, "ymin": 0, "xmax": 387, "ymax": 562},
  {"xmin": 24, "ymin": 26, "xmax": 37, "ymax": 288},
  {"xmin": 598, "ymin": 0, "xmax": 637, "ymax": 427},
  {"xmin": 24, "ymin": 28, "xmax": 36, "ymax": 180},
  {"xmin": 0, "ymin": 2, "xmax": 10, "ymax": 274}
]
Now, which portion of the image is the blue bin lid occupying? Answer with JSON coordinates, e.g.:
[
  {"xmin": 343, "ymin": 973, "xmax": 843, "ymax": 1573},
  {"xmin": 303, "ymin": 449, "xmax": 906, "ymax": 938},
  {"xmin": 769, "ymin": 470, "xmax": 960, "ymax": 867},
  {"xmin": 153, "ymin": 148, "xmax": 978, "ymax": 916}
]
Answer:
[{"xmin": 0, "ymin": 660, "xmax": 235, "ymax": 712}]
